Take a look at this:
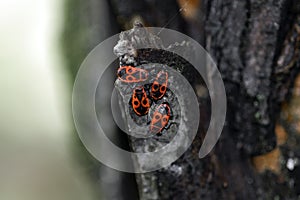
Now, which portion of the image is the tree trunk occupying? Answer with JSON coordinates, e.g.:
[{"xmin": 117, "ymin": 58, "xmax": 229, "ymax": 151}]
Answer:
[{"xmin": 63, "ymin": 0, "xmax": 300, "ymax": 199}]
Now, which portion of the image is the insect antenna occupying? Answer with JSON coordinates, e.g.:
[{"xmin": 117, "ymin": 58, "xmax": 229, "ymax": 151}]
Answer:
[{"xmin": 157, "ymin": 0, "xmax": 192, "ymax": 35}]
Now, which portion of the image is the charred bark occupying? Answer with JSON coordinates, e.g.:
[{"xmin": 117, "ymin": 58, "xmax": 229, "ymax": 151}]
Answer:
[{"xmin": 63, "ymin": 0, "xmax": 300, "ymax": 199}]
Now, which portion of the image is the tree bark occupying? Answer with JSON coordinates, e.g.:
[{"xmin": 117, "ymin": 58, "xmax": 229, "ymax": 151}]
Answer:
[{"xmin": 63, "ymin": 0, "xmax": 300, "ymax": 199}]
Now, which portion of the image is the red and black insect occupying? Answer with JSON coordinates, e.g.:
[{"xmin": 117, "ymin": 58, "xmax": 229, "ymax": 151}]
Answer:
[
  {"xmin": 130, "ymin": 86, "xmax": 151, "ymax": 116},
  {"xmin": 116, "ymin": 64, "xmax": 174, "ymax": 135},
  {"xmin": 149, "ymin": 103, "xmax": 171, "ymax": 135},
  {"xmin": 150, "ymin": 70, "xmax": 168, "ymax": 100},
  {"xmin": 117, "ymin": 66, "xmax": 148, "ymax": 83}
]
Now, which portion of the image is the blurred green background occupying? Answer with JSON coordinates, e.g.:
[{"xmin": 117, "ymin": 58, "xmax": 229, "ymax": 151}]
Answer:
[{"xmin": 0, "ymin": 0, "xmax": 100, "ymax": 199}]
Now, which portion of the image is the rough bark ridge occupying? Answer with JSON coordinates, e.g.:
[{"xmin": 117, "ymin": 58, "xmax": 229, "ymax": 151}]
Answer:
[{"xmin": 206, "ymin": 0, "xmax": 282, "ymax": 155}]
